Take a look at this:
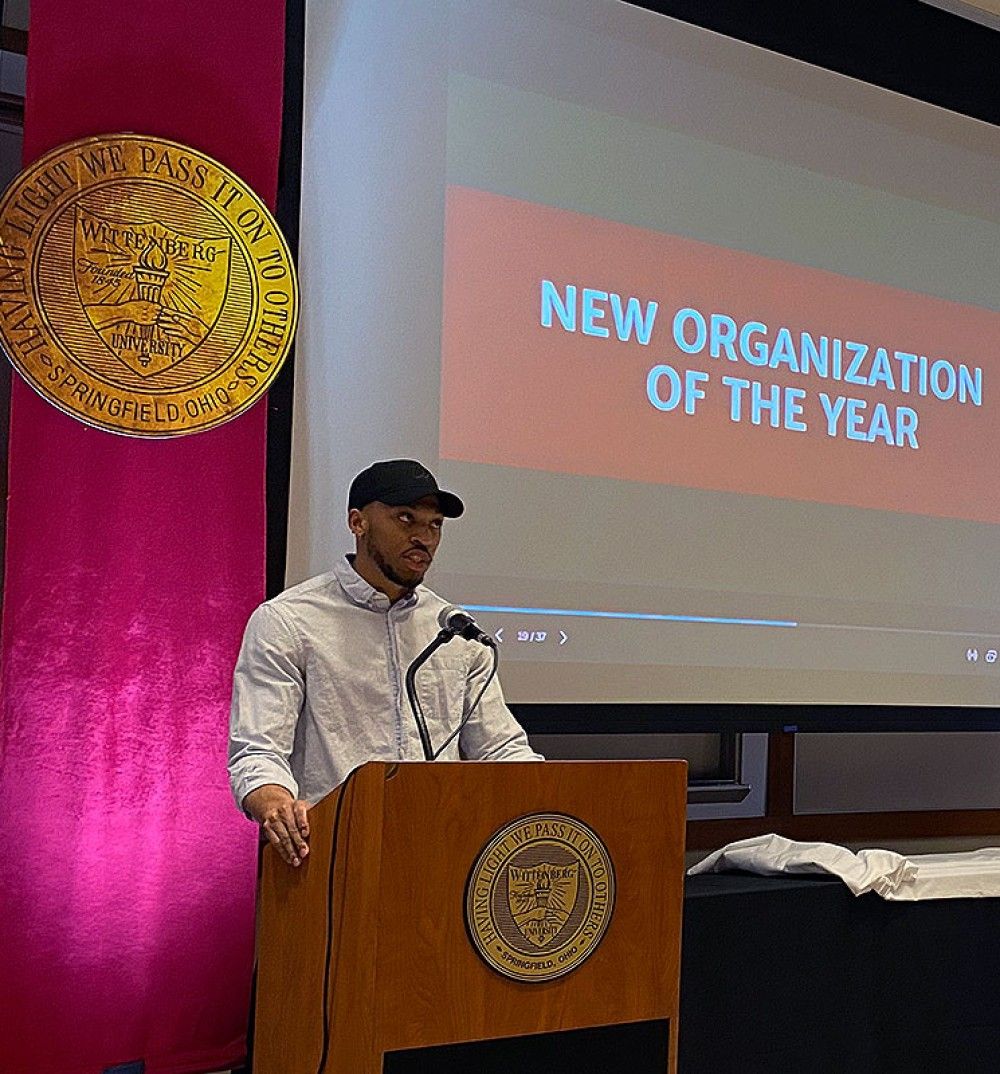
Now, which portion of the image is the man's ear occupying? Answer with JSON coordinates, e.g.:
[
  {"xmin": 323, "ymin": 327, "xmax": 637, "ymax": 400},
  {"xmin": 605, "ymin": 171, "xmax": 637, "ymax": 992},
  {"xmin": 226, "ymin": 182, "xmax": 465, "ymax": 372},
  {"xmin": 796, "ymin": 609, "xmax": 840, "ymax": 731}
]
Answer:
[{"xmin": 348, "ymin": 507, "xmax": 366, "ymax": 536}]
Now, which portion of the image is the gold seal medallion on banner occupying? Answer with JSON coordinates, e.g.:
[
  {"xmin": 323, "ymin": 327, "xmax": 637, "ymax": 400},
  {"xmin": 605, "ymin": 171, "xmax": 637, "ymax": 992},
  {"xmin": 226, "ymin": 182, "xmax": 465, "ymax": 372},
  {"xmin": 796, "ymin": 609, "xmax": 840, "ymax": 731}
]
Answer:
[
  {"xmin": 0, "ymin": 133, "xmax": 297, "ymax": 436},
  {"xmin": 464, "ymin": 812, "xmax": 615, "ymax": 983}
]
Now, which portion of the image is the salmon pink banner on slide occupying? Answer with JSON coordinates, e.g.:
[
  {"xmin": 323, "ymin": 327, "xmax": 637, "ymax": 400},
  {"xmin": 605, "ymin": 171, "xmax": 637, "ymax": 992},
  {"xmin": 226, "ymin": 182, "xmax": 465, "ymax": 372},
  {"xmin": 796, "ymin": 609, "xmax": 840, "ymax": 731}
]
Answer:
[{"xmin": 440, "ymin": 185, "xmax": 1000, "ymax": 523}]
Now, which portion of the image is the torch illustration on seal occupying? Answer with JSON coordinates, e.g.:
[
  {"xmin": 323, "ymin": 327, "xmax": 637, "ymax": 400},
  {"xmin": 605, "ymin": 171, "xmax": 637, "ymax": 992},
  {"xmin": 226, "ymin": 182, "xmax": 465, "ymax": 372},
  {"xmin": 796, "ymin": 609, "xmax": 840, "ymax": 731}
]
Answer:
[{"xmin": 132, "ymin": 240, "xmax": 169, "ymax": 360}]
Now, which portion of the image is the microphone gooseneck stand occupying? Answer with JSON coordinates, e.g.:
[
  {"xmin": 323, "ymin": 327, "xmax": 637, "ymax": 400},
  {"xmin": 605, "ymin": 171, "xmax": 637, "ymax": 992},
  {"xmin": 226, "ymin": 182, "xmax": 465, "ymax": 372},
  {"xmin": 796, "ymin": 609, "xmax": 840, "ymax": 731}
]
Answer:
[
  {"xmin": 429, "ymin": 642, "xmax": 498, "ymax": 760},
  {"xmin": 404, "ymin": 627, "xmax": 499, "ymax": 761},
  {"xmin": 404, "ymin": 629, "xmax": 453, "ymax": 760}
]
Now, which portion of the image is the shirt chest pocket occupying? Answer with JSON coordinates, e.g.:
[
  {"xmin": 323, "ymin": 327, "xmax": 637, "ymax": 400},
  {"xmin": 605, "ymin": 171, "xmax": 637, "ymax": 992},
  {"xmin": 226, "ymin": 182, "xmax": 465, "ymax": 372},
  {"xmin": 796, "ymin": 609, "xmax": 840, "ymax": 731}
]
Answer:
[{"xmin": 414, "ymin": 656, "xmax": 469, "ymax": 725}]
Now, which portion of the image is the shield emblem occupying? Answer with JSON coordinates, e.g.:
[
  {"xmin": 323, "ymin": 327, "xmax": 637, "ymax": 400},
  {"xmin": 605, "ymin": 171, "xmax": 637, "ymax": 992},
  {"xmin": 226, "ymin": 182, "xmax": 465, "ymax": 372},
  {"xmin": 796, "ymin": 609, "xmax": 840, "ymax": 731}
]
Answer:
[
  {"xmin": 507, "ymin": 862, "xmax": 580, "ymax": 948},
  {"xmin": 74, "ymin": 206, "xmax": 232, "ymax": 377}
]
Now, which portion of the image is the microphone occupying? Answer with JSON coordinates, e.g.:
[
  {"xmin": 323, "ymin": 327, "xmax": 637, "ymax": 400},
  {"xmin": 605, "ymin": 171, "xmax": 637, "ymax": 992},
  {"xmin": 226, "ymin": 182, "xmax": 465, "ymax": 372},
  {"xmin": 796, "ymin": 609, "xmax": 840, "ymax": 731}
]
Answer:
[
  {"xmin": 437, "ymin": 604, "xmax": 495, "ymax": 646},
  {"xmin": 405, "ymin": 605, "xmax": 502, "ymax": 760}
]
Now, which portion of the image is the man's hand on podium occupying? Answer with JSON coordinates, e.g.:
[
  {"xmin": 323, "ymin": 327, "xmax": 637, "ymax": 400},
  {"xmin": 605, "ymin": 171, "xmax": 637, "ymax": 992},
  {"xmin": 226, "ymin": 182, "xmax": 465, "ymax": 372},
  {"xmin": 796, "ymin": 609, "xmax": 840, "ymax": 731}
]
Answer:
[{"xmin": 243, "ymin": 784, "xmax": 311, "ymax": 867}]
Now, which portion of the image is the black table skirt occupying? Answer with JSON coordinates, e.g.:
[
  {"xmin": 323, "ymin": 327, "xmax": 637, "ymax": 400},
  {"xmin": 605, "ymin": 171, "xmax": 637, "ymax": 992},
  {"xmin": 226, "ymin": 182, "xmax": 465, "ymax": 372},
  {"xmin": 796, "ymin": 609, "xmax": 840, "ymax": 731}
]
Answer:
[{"xmin": 680, "ymin": 872, "xmax": 1000, "ymax": 1074}]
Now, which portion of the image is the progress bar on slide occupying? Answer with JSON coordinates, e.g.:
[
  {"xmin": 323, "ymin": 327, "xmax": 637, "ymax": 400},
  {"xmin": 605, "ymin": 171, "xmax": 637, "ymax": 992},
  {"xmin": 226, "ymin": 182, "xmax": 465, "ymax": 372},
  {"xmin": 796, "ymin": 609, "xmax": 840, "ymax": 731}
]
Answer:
[
  {"xmin": 463, "ymin": 605, "xmax": 798, "ymax": 628},
  {"xmin": 464, "ymin": 606, "xmax": 1000, "ymax": 642}
]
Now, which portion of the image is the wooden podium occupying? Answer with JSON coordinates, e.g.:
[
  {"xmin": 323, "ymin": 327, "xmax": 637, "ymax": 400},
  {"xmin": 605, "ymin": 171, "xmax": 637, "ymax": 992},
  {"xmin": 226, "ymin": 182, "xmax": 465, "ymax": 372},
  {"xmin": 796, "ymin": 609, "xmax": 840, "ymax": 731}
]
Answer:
[{"xmin": 255, "ymin": 760, "xmax": 687, "ymax": 1073}]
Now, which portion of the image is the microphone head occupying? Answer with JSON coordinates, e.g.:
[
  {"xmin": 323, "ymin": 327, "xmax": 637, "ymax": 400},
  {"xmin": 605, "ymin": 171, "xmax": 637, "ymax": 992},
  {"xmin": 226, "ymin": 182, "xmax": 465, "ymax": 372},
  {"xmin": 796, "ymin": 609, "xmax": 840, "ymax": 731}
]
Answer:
[
  {"xmin": 438, "ymin": 604, "xmax": 474, "ymax": 632},
  {"xmin": 437, "ymin": 604, "xmax": 495, "ymax": 646}
]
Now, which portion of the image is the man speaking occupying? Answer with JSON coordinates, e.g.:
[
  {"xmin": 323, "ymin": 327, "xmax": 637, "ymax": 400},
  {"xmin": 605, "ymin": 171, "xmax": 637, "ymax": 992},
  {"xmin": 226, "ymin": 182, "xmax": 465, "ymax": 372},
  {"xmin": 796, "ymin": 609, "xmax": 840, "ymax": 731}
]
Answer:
[{"xmin": 228, "ymin": 459, "xmax": 541, "ymax": 866}]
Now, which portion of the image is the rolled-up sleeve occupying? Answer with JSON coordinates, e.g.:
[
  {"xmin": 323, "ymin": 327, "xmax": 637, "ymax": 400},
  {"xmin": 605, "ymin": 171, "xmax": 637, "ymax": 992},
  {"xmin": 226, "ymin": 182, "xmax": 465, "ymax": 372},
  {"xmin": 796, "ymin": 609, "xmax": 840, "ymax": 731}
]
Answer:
[
  {"xmin": 228, "ymin": 602, "xmax": 305, "ymax": 810},
  {"xmin": 458, "ymin": 646, "xmax": 544, "ymax": 761}
]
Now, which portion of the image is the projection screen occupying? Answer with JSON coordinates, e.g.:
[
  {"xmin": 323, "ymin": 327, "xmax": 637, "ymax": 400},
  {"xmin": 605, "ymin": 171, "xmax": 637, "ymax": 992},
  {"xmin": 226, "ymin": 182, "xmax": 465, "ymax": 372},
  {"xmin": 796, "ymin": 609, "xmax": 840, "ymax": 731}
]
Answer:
[{"xmin": 288, "ymin": 0, "xmax": 1000, "ymax": 706}]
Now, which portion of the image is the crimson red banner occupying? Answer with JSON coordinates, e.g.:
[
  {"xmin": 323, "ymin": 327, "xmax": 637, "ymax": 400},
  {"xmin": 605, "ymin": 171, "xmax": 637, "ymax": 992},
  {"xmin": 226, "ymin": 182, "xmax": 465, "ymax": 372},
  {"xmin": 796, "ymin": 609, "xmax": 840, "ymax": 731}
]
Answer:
[
  {"xmin": 441, "ymin": 185, "xmax": 1000, "ymax": 523},
  {"xmin": 0, "ymin": 3, "xmax": 286, "ymax": 1072}
]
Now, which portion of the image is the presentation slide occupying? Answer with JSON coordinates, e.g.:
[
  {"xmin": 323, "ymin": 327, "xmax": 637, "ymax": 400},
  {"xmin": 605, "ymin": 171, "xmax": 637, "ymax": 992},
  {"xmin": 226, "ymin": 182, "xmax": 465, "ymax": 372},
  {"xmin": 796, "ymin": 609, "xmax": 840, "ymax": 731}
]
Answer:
[{"xmin": 290, "ymin": 0, "xmax": 1000, "ymax": 705}]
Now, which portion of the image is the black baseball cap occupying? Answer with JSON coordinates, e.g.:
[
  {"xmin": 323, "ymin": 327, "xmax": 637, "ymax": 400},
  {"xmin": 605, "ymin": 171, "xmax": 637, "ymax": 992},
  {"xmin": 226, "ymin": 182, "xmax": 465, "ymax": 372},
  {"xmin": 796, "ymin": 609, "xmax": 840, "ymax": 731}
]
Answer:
[{"xmin": 348, "ymin": 459, "xmax": 465, "ymax": 517}]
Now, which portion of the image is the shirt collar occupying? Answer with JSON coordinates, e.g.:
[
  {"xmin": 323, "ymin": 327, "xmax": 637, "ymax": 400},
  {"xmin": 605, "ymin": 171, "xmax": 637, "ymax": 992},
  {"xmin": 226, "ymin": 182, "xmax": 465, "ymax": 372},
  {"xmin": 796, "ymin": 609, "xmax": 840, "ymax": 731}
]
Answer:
[{"xmin": 333, "ymin": 554, "xmax": 419, "ymax": 611}]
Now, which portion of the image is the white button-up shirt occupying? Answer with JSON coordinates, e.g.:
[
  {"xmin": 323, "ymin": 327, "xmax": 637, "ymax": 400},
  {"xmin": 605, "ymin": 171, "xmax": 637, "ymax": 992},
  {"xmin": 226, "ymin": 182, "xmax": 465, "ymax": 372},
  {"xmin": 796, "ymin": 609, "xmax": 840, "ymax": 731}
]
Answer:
[{"xmin": 228, "ymin": 556, "xmax": 541, "ymax": 808}]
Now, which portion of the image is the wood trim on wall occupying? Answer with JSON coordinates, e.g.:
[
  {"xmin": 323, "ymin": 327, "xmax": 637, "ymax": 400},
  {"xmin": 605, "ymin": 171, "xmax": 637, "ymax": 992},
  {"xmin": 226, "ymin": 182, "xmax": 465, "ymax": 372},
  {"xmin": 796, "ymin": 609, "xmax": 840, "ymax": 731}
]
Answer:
[
  {"xmin": 764, "ymin": 731, "xmax": 794, "ymax": 817},
  {"xmin": 1, "ymin": 28, "xmax": 28, "ymax": 54},
  {"xmin": 0, "ymin": 92, "xmax": 24, "ymax": 126},
  {"xmin": 688, "ymin": 808, "xmax": 1000, "ymax": 850}
]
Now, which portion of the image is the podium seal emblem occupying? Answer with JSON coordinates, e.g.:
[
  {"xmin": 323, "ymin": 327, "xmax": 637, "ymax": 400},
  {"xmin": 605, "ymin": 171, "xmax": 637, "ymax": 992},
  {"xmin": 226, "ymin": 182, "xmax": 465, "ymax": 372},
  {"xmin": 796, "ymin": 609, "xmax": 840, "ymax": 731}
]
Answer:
[
  {"xmin": 0, "ymin": 133, "xmax": 297, "ymax": 436},
  {"xmin": 464, "ymin": 812, "xmax": 615, "ymax": 982}
]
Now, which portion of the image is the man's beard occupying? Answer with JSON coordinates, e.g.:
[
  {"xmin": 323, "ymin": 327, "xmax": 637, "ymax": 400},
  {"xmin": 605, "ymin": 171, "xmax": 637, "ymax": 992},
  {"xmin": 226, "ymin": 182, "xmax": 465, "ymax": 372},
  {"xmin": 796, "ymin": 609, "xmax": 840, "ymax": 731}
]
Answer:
[{"xmin": 368, "ymin": 537, "xmax": 425, "ymax": 590}]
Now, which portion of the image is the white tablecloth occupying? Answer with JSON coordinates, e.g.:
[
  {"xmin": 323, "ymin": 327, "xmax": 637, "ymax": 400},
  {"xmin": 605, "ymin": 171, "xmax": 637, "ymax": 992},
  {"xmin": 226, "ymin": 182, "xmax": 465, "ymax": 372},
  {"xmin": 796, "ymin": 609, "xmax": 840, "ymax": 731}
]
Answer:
[{"xmin": 689, "ymin": 834, "xmax": 1000, "ymax": 900}]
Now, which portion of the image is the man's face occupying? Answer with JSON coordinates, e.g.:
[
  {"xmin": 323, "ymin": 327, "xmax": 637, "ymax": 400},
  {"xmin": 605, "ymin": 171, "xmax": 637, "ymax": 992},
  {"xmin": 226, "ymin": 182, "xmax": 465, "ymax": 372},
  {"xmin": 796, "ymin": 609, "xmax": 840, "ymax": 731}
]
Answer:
[{"xmin": 350, "ymin": 495, "xmax": 445, "ymax": 593}]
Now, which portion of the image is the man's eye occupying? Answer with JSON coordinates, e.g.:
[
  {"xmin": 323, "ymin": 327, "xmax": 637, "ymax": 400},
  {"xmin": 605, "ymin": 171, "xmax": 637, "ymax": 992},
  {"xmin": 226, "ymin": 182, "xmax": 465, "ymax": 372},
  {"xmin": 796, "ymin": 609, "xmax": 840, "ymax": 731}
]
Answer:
[
  {"xmin": 431, "ymin": 519, "xmax": 443, "ymax": 530},
  {"xmin": 399, "ymin": 512, "xmax": 413, "ymax": 523}
]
